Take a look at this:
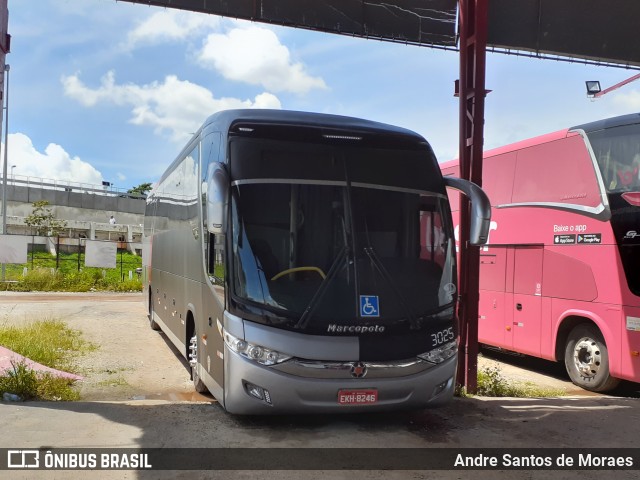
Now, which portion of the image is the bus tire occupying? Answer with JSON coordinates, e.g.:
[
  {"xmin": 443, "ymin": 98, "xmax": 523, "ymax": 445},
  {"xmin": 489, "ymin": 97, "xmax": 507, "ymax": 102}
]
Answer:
[
  {"xmin": 189, "ymin": 333, "xmax": 209, "ymax": 394},
  {"xmin": 149, "ymin": 291, "xmax": 161, "ymax": 331},
  {"xmin": 564, "ymin": 324, "xmax": 620, "ymax": 392}
]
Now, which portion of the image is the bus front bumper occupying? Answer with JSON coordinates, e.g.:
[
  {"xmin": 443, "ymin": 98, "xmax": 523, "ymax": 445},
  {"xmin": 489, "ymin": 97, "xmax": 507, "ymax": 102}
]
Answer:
[{"xmin": 222, "ymin": 346, "xmax": 457, "ymax": 415}]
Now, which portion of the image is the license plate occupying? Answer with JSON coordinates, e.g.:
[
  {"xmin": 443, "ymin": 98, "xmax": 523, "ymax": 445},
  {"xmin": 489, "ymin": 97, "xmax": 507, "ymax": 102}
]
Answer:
[{"xmin": 337, "ymin": 389, "xmax": 378, "ymax": 405}]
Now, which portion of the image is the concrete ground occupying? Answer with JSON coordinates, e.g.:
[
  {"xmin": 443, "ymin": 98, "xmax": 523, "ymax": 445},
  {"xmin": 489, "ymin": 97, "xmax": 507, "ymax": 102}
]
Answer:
[{"xmin": 0, "ymin": 292, "xmax": 639, "ymax": 480}]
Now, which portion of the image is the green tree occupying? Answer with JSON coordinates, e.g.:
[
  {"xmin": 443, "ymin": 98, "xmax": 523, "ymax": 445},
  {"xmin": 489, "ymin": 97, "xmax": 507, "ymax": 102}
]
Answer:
[
  {"xmin": 127, "ymin": 182, "xmax": 153, "ymax": 196},
  {"xmin": 24, "ymin": 200, "xmax": 68, "ymax": 236}
]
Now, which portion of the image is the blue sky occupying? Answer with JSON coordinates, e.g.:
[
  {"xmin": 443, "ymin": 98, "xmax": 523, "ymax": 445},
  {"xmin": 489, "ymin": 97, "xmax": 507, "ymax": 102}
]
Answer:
[{"xmin": 4, "ymin": 0, "xmax": 640, "ymax": 191}]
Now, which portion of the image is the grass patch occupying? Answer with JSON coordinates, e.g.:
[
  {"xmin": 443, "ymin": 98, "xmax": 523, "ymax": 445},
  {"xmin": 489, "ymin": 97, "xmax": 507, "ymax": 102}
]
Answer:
[
  {"xmin": 0, "ymin": 267, "xmax": 142, "ymax": 292},
  {"xmin": 456, "ymin": 365, "xmax": 566, "ymax": 398},
  {"xmin": 0, "ymin": 319, "xmax": 96, "ymax": 373},
  {"xmin": 0, "ymin": 361, "xmax": 80, "ymax": 401},
  {"xmin": 0, "ymin": 250, "xmax": 143, "ymax": 292},
  {"xmin": 0, "ymin": 319, "xmax": 95, "ymax": 401}
]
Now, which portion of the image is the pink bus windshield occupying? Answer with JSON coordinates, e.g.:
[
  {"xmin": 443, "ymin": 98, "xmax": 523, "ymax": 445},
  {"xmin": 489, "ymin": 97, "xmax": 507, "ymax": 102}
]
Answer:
[
  {"xmin": 586, "ymin": 122, "xmax": 640, "ymax": 192},
  {"xmin": 584, "ymin": 122, "xmax": 640, "ymax": 296}
]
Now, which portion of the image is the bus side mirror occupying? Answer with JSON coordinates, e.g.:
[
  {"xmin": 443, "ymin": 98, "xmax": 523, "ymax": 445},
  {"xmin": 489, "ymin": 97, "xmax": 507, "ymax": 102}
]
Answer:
[
  {"xmin": 443, "ymin": 176, "xmax": 491, "ymax": 245},
  {"xmin": 207, "ymin": 162, "xmax": 229, "ymax": 234}
]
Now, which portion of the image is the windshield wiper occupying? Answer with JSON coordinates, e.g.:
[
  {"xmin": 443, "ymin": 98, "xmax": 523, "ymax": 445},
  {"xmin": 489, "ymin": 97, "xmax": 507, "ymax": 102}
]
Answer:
[
  {"xmin": 295, "ymin": 245, "xmax": 348, "ymax": 329},
  {"xmin": 341, "ymin": 160, "xmax": 362, "ymax": 319},
  {"xmin": 363, "ymin": 245, "xmax": 420, "ymax": 330}
]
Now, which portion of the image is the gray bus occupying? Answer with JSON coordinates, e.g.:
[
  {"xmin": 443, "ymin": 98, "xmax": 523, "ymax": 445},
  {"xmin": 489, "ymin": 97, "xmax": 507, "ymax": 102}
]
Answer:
[{"xmin": 143, "ymin": 109, "xmax": 490, "ymax": 414}]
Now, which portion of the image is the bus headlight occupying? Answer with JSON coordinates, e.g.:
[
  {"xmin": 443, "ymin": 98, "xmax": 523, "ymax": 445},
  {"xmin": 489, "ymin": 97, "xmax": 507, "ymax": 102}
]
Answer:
[
  {"xmin": 417, "ymin": 340, "xmax": 458, "ymax": 364},
  {"xmin": 223, "ymin": 330, "xmax": 292, "ymax": 366}
]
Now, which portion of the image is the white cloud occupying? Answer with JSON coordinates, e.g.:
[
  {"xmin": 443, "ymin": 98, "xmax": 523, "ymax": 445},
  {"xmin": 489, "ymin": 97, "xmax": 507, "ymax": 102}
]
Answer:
[
  {"xmin": 125, "ymin": 10, "xmax": 220, "ymax": 49},
  {"xmin": 61, "ymin": 71, "xmax": 114, "ymax": 107},
  {"xmin": 198, "ymin": 25, "xmax": 328, "ymax": 94},
  {"xmin": 611, "ymin": 89, "xmax": 640, "ymax": 111},
  {"xmin": 3, "ymin": 133, "xmax": 103, "ymax": 186},
  {"xmin": 62, "ymin": 72, "xmax": 282, "ymax": 142}
]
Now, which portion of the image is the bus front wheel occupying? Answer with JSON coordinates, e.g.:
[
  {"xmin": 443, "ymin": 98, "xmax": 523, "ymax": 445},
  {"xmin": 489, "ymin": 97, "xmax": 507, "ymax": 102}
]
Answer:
[
  {"xmin": 189, "ymin": 333, "xmax": 208, "ymax": 394},
  {"xmin": 564, "ymin": 324, "xmax": 619, "ymax": 392},
  {"xmin": 149, "ymin": 291, "xmax": 160, "ymax": 331}
]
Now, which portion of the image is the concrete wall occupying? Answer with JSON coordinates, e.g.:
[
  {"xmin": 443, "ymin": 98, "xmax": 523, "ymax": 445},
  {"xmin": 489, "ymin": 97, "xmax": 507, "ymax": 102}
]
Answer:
[
  {"xmin": 1, "ymin": 183, "xmax": 146, "ymax": 254},
  {"xmin": 3, "ymin": 183, "xmax": 145, "ymax": 227}
]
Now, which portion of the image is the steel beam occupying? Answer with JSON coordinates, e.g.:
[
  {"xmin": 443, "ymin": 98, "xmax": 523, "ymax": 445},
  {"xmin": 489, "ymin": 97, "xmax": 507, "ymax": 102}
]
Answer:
[{"xmin": 456, "ymin": 0, "xmax": 488, "ymax": 393}]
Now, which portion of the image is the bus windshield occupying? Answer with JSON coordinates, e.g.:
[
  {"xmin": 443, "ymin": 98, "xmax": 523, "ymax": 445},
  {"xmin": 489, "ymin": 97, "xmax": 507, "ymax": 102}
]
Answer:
[
  {"xmin": 586, "ymin": 122, "xmax": 640, "ymax": 192},
  {"xmin": 228, "ymin": 143, "xmax": 455, "ymax": 333}
]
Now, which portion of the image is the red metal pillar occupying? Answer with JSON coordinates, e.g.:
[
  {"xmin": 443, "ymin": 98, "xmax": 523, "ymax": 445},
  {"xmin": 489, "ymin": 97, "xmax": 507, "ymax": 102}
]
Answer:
[{"xmin": 456, "ymin": 0, "xmax": 488, "ymax": 393}]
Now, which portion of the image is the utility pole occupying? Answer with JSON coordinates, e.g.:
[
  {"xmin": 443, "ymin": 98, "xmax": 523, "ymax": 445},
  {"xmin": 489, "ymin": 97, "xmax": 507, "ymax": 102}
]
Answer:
[{"xmin": 1, "ymin": 64, "xmax": 9, "ymax": 281}]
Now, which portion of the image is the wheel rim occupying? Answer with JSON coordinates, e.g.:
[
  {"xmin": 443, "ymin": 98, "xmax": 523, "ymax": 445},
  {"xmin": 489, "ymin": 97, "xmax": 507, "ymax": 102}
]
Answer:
[
  {"xmin": 572, "ymin": 336, "xmax": 602, "ymax": 379},
  {"xmin": 189, "ymin": 335, "xmax": 198, "ymax": 368}
]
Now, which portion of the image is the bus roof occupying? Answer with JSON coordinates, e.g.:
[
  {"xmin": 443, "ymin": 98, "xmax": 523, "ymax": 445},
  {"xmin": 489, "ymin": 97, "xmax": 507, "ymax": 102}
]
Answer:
[
  {"xmin": 161, "ymin": 109, "xmax": 434, "ymax": 188},
  {"xmin": 571, "ymin": 112, "xmax": 640, "ymax": 133},
  {"xmin": 201, "ymin": 109, "xmax": 424, "ymax": 140}
]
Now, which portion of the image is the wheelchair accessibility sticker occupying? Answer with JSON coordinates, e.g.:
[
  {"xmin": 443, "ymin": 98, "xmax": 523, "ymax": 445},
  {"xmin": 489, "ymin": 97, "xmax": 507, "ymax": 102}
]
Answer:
[{"xmin": 360, "ymin": 295, "xmax": 380, "ymax": 317}]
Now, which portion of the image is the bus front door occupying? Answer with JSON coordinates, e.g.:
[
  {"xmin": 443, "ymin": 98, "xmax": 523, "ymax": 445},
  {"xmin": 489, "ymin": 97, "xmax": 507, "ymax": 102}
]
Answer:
[
  {"xmin": 479, "ymin": 247, "xmax": 509, "ymax": 348},
  {"xmin": 510, "ymin": 246, "xmax": 544, "ymax": 357}
]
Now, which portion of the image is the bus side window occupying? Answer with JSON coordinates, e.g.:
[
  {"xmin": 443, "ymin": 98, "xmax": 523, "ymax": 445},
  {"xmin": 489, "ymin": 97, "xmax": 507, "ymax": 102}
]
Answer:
[
  {"xmin": 420, "ymin": 199, "xmax": 447, "ymax": 268},
  {"xmin": 209, "ymin": 232, "xmax": 226, "ymax": 305},
  {"xmin": 202, "ymin": 132, "xmax": 224, "ymax": 303},
  {"xmin": 201, "ymin": 132, "xmax": 222, "ymax": 231}
]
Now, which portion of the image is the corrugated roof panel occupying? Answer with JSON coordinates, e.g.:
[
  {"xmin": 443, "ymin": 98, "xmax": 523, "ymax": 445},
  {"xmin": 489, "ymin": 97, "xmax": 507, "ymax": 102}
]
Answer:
[
  {"xmin": 488, "ymin": 0, "xmax": 640, "ymax": 67},
  {"xmin": 118, "ymin": 0, "xmax": 459, "ymax": 46}
]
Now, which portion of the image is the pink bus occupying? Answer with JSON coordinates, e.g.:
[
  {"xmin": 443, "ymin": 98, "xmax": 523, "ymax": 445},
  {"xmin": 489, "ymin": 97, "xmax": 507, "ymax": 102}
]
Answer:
[{"xmin": 441, "ymin": 113, "xmax": 640, "ymax": 392}]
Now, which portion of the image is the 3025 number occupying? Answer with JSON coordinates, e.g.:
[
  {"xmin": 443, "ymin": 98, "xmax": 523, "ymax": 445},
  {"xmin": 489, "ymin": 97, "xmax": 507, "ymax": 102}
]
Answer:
[{"xmin": 431, "ymin": 327, "xmax": 455, "ymax": 347}]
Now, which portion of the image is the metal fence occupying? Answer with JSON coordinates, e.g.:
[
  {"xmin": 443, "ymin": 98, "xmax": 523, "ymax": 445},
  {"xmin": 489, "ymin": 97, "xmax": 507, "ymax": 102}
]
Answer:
[
  {"xmin": 1, "ymin": 173, "xmax": 146, "ymax": 198},
  {"xmin": 25, "ymin": 237, "xmax": 142, "ymax": 281}
]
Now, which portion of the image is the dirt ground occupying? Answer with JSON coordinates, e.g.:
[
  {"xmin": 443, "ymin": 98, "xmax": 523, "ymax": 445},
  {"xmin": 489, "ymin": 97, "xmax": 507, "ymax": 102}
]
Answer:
[{"xmin": 0, "ymin": 292, "xmax": 206, "ymax": 403}]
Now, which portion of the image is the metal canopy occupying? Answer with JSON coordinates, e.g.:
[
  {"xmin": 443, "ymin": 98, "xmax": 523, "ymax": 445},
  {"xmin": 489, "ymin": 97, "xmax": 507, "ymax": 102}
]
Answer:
[
  {"xmin": 120, "ymin": 0, "xmax": 640, "ymax": 68},
  {"xmin": 488, "ymin": 0, "xmax": 640, "ymax": 68},
  {"xmin": 121, "ymin": 0, "xmax": 459, "ymax": 47}
]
